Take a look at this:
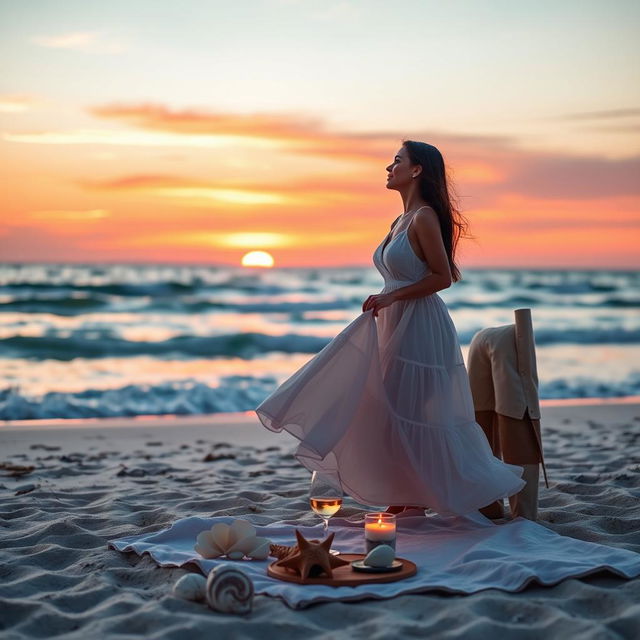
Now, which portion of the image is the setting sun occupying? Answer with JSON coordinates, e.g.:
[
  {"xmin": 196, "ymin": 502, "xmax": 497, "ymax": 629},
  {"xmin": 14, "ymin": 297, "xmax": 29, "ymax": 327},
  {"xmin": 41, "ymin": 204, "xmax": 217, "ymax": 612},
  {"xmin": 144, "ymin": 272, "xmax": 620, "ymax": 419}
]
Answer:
[{"xmin": 241, "ymin": 250, "xmax": 274, "ymax": 268}]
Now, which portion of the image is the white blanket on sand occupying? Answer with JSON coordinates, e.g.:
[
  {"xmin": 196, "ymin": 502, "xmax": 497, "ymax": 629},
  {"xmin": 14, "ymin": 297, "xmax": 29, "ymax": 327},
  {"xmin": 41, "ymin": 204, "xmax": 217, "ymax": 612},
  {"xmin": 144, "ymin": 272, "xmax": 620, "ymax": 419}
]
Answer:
[{"xmin": 108, "ymin": 510, "xmax": 640, "ymax": 609}]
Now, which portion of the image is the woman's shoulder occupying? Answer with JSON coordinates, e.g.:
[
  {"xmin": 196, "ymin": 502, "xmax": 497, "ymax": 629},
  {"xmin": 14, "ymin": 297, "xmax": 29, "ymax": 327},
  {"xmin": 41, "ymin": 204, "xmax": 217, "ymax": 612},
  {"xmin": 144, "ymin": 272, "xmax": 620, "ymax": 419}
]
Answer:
[
  {"xmin": 413, "ymin": 205, "xmax": 439, "ymax": 227},
  {"xmin": 414, "ymin": 204, "xmax": 437, "ymax": 218}
]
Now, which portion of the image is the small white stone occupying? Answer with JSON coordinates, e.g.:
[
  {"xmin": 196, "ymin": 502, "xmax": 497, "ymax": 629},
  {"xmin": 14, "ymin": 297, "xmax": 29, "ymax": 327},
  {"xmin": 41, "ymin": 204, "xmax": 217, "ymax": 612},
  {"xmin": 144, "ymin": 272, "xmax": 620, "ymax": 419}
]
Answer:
[
  {"xmin": 363, "ymin": 544, "xmax": 395, "ymax": 568},
  {"xmin": 173, "ymin": 573, "xmax": 207, "ymax": 601}
]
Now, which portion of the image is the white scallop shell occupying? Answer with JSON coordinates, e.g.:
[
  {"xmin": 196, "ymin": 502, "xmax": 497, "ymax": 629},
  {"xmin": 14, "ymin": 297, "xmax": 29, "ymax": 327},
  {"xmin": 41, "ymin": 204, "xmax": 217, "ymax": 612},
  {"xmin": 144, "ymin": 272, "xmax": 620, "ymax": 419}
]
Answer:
[
  {"xmin": 229, "ymin": 519, "xmax": 256, "ymax": 542},
  {"xmin": 194, "ymin": 530, "xmax": 224, "ymax": 558},
  {"xmin": 210, "ymin": 522, "xmax": 232, "ymax": 549},
  {"xmin": 194, "ymin": 519, "xmax": 271, "ymax": 560},
  {"xmin": 173, "ymin": 573, "xmax": 207, "ymax": 601},
  {"xmin": 206, "ymin": 564, "xmax": 254, "ymax": 615},
  {"xmin": 363, "ymin": 544, "xmax": 395, "ymax": 568},
  {"xmin": 227, "ymin": 534, "xmax": 258, "ymax": 556}
]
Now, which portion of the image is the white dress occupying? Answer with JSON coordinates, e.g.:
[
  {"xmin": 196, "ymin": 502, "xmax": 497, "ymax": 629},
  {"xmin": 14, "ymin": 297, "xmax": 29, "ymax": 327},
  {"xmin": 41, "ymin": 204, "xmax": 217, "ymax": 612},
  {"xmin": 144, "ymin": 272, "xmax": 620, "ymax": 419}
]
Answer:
[{"xmin": 255, "ymin": 212, "xmax": 526, "ymax": 515}]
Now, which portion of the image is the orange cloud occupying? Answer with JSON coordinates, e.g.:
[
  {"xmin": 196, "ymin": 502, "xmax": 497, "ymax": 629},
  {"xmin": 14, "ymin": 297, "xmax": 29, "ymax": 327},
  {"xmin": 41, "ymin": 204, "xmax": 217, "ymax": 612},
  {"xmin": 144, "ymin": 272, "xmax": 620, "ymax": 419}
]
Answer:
[
  {"xmin": 81, "ymin": 102, "xmax": 640, "ymax": 202},
  {"xmin": 452, "ymin": 162, "xmax": 504, "ymax": 184},
  {"xmin": 0, "ymin": 93, "xmax": 42, "ymax": 113},
  {"xmin": 3, "ymin": 99, "xmax": 639, "ymax": 267},
  {"xmin": 81, "ymin": 174, "xmax": 291, "ymax": 205},
  {"xmin": 29, "ymin": 209, "xmax": 110, "ymax": 221},
  {"xmin": 84, "ymin": 101, "xmax": 522, "ymax": 167},
  {"xmin": 79, "ymin": 173, "xmax": 377, "ymax": 208},
  {"xmin": 3, "ymin": 210, "xmax": 113, "ymax": 240},
  {"xmin": 117, "ymin": 229, "xmax": 363, "ymax": 251},
  {"xmin": 460, "ymin": 194, "xmax": 640, "ymax": 268},
  {"xmin": 88, "ymin": 102, "xmax": 328, "ymax": 140}
]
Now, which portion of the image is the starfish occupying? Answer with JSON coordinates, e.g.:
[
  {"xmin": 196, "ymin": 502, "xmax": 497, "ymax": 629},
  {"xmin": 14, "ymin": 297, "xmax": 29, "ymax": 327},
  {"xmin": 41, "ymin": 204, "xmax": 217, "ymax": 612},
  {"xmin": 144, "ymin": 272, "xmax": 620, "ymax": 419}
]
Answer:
[{"xmin": 277, "ymin": 529, "xmax": 351, "ymax": 579}]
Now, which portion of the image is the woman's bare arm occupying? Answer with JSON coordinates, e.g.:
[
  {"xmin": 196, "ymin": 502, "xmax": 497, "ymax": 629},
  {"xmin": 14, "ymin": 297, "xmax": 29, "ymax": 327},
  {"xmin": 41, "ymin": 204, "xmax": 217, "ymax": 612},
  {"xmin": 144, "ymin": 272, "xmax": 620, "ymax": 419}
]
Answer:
[{"xmin": 390, "ymin": 208, "xmax": 452, "ymax": 302}]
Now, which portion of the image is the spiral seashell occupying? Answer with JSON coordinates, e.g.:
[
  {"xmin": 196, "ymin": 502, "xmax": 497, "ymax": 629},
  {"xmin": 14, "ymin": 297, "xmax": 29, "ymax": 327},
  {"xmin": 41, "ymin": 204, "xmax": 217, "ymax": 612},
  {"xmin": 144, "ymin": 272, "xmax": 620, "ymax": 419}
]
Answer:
[{"xmin": 206, "ymin": 564, "xmax": 254, "ymax": 615}]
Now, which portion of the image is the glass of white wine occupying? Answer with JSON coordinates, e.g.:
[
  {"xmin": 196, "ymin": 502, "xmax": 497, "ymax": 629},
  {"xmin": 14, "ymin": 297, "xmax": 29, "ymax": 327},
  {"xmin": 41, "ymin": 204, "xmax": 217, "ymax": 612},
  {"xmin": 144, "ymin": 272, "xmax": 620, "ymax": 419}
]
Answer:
[{"xmin": 309, "ymin": 470, "xmax": 343, "ymax": 554}]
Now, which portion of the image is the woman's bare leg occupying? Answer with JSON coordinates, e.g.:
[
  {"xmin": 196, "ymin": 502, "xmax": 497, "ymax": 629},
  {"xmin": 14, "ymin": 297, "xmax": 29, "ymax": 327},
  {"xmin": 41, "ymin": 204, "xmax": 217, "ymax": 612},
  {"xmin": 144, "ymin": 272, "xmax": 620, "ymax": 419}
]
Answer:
[{"xmin": 476, "ymin": 410, "xmax": 505, "ymax": 518}]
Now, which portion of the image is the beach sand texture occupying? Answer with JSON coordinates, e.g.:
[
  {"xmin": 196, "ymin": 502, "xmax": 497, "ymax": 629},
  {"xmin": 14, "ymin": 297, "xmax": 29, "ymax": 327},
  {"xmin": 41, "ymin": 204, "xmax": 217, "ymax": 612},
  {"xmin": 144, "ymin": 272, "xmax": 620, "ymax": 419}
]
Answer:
[{"xmin": 1, "ymin": 403, "xmax": 640, "ymax": 639}]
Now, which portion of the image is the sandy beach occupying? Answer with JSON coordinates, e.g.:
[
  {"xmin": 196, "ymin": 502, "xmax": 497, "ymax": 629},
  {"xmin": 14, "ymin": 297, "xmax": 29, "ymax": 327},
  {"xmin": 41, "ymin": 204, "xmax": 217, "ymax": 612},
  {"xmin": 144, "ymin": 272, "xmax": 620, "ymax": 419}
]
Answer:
[{"xmin": 1, "ymin": 401, "xmax": 639, "ymax": 639}]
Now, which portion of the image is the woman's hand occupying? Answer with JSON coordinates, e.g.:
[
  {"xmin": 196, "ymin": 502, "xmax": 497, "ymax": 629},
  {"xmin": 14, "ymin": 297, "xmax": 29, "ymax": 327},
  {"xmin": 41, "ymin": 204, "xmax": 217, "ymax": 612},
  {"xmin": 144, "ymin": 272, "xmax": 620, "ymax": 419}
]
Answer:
[{"xmin": 362, "ymin": 292, "xmax": 397, "ymax": 317}]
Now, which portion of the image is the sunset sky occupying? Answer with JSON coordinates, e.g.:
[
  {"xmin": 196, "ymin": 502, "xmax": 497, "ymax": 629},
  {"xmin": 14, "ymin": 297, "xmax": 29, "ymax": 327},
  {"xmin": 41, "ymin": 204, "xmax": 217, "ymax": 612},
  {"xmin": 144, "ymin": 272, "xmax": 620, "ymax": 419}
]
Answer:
[{"xmin": 1, "ymin": 0, "xmax": 639, "ymax": 268}]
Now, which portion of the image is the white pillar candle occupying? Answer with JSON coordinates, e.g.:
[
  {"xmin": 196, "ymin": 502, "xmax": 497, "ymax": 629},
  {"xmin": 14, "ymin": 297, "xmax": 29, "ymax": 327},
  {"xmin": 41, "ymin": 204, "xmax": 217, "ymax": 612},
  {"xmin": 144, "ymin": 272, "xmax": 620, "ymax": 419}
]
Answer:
[
  {"xmin": 364, "ymin": 513, "xmax": 396, "ymax": 551},
  {"xmin": 365, "ymin": 521, "xmax": 396, "ymax": 540}
]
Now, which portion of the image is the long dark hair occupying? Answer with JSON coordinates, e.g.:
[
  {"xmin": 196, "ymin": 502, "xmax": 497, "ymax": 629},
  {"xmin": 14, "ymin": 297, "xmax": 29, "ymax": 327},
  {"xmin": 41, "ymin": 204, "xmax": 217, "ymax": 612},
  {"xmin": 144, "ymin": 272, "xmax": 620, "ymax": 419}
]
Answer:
[{"xmin": 402, "ymin": 140, "xmax": 468, "ymax": 282}]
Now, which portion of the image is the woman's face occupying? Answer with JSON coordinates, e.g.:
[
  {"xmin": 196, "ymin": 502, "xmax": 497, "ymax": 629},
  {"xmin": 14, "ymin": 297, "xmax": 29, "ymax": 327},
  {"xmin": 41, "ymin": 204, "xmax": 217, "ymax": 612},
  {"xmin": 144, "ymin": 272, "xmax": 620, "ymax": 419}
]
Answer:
[{"xmin": 385, "ymin": 147, "xmax": 416, "ymax": 189}]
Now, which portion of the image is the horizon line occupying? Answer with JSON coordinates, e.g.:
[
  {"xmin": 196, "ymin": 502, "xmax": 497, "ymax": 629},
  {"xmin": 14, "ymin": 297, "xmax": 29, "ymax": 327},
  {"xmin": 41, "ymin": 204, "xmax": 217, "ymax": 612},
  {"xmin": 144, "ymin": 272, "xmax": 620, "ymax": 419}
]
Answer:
[{"xmin": 1, "ymin": 260, "xmax": 638, "ymax": 272}]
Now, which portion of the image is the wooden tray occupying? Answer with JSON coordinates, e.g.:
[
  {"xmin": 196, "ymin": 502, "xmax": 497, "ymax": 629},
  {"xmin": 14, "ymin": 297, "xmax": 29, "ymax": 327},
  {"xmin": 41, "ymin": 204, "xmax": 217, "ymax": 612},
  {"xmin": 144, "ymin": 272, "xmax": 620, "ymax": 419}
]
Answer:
[{"xmin": 267, "ymin": 553, "xmax": 417, "ymax": 586}]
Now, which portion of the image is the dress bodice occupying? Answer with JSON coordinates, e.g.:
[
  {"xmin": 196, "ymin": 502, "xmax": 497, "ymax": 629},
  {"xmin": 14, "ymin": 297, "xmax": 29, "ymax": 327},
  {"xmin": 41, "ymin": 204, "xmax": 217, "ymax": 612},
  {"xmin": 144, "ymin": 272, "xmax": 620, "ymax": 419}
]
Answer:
[{"xmin": 373, "ymin": 214, "xmax": 431, "ymax": 288}]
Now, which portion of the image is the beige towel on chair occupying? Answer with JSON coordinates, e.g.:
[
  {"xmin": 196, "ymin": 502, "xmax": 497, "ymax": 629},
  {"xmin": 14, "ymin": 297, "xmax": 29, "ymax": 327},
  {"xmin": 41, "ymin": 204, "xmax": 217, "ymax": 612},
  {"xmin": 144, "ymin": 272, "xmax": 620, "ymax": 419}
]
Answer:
[{"xmin": 468, "ymin": 308, "xmax": 549, "ymax": 488}]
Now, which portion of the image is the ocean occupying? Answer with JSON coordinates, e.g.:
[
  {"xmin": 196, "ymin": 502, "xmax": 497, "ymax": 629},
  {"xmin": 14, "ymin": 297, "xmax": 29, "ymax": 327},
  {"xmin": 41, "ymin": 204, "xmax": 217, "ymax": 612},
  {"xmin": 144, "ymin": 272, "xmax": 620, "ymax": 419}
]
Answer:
[{"xmin": 1, "ymin": 263, "xmax": 638, "ymax": 421}]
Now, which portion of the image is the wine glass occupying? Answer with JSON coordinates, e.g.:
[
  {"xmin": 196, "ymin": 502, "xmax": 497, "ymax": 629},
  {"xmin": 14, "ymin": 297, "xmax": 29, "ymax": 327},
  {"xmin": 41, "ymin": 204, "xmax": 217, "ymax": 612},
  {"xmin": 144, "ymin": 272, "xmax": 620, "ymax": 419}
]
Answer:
[{"xmin": 309, "ymin": 470, "xmax": 343, "ymax": 554}]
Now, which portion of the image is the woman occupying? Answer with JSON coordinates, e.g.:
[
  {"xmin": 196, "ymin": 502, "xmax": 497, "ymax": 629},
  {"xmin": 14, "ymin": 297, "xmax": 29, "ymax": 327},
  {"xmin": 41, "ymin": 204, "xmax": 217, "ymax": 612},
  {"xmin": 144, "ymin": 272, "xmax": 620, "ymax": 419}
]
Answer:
[{"xmin": 256, "ymin": 140, "xmax": 525, "ymax": 517}]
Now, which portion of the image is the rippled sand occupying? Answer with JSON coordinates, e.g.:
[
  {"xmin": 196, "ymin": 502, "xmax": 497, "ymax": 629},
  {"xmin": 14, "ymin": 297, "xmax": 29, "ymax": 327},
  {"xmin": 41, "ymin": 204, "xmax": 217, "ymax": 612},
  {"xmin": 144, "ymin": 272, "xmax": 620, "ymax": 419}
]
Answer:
[{"xmin": 1, "ymin": 404, "xmax": 639, "ymax": 639}]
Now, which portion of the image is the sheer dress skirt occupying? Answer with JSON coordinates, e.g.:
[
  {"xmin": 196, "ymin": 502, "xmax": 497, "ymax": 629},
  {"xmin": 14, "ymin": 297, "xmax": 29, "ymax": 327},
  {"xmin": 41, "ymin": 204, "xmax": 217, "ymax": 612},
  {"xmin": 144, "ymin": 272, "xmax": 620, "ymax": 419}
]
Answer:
[{"xmin": 255, "ymin": 280, "xmax": 525, "ymax": 516}]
